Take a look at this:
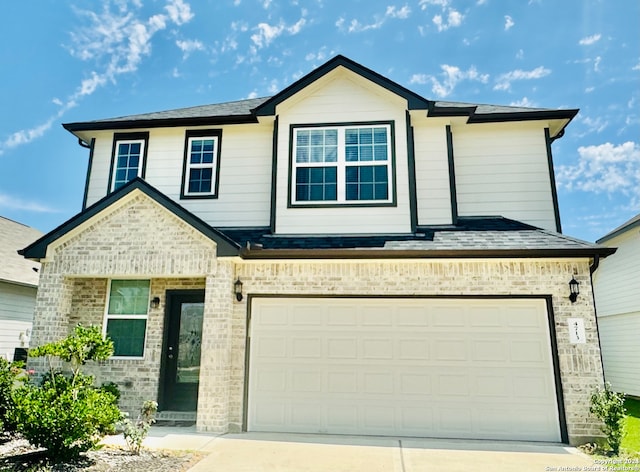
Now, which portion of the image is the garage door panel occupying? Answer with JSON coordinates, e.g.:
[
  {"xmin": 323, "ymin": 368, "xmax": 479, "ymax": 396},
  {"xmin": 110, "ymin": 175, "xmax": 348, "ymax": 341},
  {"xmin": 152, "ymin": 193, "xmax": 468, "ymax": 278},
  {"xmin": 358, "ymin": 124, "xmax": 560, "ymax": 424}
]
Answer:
[{"xmin": 248, "ymin": 298, "xmax": 561, "ymax": 441}]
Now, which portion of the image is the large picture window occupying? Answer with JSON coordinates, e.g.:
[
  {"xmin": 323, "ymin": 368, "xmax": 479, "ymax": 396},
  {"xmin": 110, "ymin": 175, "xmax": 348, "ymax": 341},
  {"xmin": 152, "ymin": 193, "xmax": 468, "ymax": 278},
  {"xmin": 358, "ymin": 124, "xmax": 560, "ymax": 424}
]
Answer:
[
  {"xmin": 181, "ymin": 130, "xmax": 222, "ymax": 199},
  {"xmin": 291, "ymin": 123, "xmax": 393, "ymax": 205},
  {"xmin": 104, "ymin": 280, "xmax": 150, "ymax": 358},
  {"xmin": 109, "ymin": 132, "xmax": 148, "ymax": 192}
]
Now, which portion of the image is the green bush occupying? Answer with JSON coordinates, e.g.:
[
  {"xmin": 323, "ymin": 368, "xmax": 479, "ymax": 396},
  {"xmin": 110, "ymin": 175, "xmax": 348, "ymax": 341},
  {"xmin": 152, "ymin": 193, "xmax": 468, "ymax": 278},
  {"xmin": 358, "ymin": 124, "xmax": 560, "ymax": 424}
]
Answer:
[
  {"xmin": 590, "ymin": 382, "xmax": 627, "ymax": 455},
  {"xmin": 9, "ymin": 373, "xmax": 122, "ymax": 460},
  {"xmin": 0, "ymin": 358, "xmax": 29, "ymax": 433},
  {"xmin": 7, "ymin": 324, "xmax": 123, "ymax": 460}
]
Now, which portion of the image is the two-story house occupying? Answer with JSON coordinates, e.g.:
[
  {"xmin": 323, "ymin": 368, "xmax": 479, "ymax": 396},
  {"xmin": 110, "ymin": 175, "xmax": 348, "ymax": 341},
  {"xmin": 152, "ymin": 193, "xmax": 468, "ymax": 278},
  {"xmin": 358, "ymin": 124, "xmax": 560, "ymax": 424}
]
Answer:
[{"xmin": 21, "ymin": 55, "xmax": 614, "ymax": 445}]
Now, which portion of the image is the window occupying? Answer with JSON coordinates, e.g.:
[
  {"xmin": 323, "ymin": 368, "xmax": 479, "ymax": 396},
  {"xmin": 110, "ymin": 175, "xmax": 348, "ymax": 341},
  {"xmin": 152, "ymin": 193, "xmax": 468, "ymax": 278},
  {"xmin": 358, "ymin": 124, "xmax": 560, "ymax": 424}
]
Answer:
[
  {"xmin": 181, "ymin": 130, "xmax": 222, "ymax": 198},
  {"xmin": 109, "ymin": 132, "xmax": 148, "ymax": 191},
  {"xmin": 104, "ymin": 280, "xmax": 150, "ymax": 358},
  {"xmin": 291, "ymin": 123, "xmax": 393, "ymax": 205}
]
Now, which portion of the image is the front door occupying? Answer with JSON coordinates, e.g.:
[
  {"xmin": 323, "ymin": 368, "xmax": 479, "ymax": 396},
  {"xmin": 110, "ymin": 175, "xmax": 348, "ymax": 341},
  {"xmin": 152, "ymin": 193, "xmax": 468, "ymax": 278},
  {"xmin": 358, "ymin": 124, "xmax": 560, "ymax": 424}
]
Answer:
[{"xmin": 160, "ymin": 290, "xmax": 205, "ymax": 411}]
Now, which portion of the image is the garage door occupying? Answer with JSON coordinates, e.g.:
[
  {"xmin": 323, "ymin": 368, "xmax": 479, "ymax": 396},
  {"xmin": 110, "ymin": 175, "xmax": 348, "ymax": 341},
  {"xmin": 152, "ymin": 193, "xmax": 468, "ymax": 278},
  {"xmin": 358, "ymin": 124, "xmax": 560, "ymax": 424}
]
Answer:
[{"xmin": 247, "ymin": 298, "xmax": 561, "ymax": 441}]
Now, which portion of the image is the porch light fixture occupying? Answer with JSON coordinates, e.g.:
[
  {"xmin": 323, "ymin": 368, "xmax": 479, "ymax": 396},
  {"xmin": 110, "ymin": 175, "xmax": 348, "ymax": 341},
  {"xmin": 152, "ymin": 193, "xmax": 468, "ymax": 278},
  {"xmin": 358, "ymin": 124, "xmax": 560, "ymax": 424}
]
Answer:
[
  {"xmin": 568, "ymin": 278, "xmax": 580, "ymax": 303},
  {"xmin": 150, "ymin": 296, "xmax": 161, "ymax": 309},
  {"xmin": 234, "ymin": 278, "xmax": 244, "ymax": 302}
]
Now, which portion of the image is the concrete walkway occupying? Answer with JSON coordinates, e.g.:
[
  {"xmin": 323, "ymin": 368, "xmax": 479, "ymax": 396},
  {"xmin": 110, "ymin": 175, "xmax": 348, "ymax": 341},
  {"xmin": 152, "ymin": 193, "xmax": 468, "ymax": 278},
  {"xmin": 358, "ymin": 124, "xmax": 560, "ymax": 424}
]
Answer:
[{"xmin": 102, "ymin": 427, "xmax": 598, "ymax": 471}]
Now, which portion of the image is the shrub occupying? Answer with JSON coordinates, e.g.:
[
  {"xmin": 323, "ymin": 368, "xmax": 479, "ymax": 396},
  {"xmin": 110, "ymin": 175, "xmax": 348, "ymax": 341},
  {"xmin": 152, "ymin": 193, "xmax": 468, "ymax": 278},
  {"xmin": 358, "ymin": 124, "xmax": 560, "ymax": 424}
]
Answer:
[
  {"xmin": 121, "ymin": 400, "xmax": 158, "ymax": 454},
  {"xmin": 10, "ymin": 373, "xmax": 122, "ymax": 460},
  {"xmin": 590, "ymin": 382, "xmax": 627, "ymax": 455},
  {"xmin": 0, "ymin": 358, "xmax": 30, "ymax": 433},
  {"xmin": 8, "ymin": 324, "xmax": 122, "ymax": 460}
]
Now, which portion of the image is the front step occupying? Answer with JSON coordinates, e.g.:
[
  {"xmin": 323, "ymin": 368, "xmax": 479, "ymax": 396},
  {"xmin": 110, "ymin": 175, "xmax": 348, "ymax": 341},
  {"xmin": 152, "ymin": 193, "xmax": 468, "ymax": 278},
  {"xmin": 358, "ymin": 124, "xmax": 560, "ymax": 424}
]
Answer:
[{"xmin": 155, "ymin": 410, "xmax": 196, "ymax": 427}]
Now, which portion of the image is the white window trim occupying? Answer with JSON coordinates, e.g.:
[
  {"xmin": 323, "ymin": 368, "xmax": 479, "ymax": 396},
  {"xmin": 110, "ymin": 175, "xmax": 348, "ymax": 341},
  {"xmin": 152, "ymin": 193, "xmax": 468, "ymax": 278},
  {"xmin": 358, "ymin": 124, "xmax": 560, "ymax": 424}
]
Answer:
[
  {"xmin": 291, "ymin": 124, "xmax": 393, "ymax": 205},
  {"xmin": 111, "ymin": 138, "xmax": 146, "ymax": 192},
  {"xmin": 103, "ymin": 279, "xmax": 150, "ymax": 360},
  {"xmin": 183, "ymin": 135, "xmax": 219, "ymax": 197}
]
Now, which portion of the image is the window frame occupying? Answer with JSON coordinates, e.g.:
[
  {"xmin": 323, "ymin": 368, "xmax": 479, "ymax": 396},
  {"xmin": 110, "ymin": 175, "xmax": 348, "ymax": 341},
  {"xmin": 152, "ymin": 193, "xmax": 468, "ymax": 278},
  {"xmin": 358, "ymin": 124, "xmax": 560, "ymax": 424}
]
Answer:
[
  {"xmin": 103, "ymin": 279, "xmax": 151, "ymax": 360},
  {"xmin": 288, "ymin": 121, "xmax": 396, "ymax": 208},
  {"xmin": 108, "ymin": 132, "xmax": 149, "ymax": 192},
  {"xmin": 180, "ymin": 129, "xmax": 223, "ymax": 199}
]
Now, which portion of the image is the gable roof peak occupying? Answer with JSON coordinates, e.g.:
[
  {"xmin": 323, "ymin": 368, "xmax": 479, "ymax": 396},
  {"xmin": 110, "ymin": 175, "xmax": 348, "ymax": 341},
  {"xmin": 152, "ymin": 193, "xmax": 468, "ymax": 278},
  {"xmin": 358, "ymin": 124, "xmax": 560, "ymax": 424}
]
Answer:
[{"xmin": 253, "ymin": 54, "xmax": 433, "ymax": 116}]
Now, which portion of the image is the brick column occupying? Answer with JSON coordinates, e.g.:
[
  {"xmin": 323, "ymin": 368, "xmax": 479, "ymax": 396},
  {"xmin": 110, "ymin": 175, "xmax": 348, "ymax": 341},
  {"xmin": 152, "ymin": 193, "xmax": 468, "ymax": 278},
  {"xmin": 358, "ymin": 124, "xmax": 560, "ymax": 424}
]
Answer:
[{"xmin": 196, "ymin": 261, "xmax": 235, "ymax": 432}]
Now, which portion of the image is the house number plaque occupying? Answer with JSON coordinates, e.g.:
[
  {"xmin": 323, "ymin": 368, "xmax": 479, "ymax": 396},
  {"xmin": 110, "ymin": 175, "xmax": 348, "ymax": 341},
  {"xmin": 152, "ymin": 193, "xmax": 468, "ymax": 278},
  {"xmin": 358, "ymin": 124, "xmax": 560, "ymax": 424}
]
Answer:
[{"xmin": 567, "ymin": 318, "xmax": 586, "ymax": 344}]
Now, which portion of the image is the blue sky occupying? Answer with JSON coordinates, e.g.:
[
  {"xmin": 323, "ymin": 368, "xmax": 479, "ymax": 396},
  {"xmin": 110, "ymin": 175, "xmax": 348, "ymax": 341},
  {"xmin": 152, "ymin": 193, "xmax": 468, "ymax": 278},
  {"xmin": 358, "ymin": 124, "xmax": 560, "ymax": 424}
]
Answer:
[{"xmin": 0, "ymin": 0, "xmax": 638, "ymax": 242}]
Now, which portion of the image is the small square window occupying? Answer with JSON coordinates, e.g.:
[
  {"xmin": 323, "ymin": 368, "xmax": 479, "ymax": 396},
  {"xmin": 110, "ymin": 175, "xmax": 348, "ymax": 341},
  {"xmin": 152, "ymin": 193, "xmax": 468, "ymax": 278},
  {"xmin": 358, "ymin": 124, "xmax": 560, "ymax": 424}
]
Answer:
[{"xmin": 111, "ymin": 135, "xmax": 147, "ymax": 191}]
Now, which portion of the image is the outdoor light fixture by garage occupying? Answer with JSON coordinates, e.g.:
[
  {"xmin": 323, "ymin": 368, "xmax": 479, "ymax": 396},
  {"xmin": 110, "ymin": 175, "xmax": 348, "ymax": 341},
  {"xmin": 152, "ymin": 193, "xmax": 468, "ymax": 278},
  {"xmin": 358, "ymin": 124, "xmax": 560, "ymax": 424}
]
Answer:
[
  {"xmin": 568, "ymin": 277, "xmax": 580, "ymax": 303},
  {"xmin": 234, "ymin": 278, "xmax": 244, "ymax": 302},
  {"xmin": 150, "ymin": 296, "xmax": 161, "ymax": 309}
]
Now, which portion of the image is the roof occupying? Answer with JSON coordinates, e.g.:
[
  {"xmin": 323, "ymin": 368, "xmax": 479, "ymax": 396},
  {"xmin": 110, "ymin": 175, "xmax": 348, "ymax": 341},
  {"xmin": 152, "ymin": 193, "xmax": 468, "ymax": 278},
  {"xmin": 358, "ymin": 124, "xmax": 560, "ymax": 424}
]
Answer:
[
  {"xmin": 62, "ymin": 55, "xmax": 577, "ymax": 138},
  {"xmin": 597, "ymin": 213, "xmax": 640, "ymax": 244},
  {"xmin": 0, "ymin": 216, "xmax": 42, "ymax": 286},
  {"xmin": 20, "ymin": 178, "xmax": 240, "ymax": 260},
  {"xmin": 220, "ymin": 217, "xmax": 614, "ymax": 259}
]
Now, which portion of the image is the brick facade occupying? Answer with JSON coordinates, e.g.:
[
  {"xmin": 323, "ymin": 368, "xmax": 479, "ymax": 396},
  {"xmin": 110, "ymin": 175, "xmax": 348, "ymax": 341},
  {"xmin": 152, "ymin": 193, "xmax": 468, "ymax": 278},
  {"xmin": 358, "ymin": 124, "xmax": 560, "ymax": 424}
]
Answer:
[{"xmin": 28, "ymin": 193, "xmax": 605, "ymax": 445}]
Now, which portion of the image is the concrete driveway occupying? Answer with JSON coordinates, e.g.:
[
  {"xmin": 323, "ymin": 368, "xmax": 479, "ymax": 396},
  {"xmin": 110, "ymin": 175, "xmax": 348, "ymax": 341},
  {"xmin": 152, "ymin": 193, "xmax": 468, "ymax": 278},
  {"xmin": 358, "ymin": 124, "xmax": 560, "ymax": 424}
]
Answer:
[{"xmin": 103, "ymin": 427, "xmax": 598, "ymax": 472}]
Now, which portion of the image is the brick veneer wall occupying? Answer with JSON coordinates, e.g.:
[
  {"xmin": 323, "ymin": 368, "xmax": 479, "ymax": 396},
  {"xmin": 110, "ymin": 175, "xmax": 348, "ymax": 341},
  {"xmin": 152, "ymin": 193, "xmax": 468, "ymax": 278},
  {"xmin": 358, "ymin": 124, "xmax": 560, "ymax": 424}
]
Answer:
[
  {"xmin": 228, "ymin": 258, "xmax": 605, "ymax": 445},
  {"xmin": 27, "ymin": 192, "xmax": 605, "ymax": 444}
]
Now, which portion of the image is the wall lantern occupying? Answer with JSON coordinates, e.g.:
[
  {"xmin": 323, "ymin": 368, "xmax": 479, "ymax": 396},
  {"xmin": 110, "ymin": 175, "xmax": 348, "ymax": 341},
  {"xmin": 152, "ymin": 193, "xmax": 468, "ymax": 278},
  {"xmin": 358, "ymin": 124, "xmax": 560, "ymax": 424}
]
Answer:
[
  {"xmin": 568, "ymin": 277, "xmax": 580, "ymax": 303},
  {"xmin": 234, "ymin": 278, "xmax": 244, "ymax": 302},
  {"xmin": 150, "ymin": 296, "xmax": 161, "ymax": 309}
]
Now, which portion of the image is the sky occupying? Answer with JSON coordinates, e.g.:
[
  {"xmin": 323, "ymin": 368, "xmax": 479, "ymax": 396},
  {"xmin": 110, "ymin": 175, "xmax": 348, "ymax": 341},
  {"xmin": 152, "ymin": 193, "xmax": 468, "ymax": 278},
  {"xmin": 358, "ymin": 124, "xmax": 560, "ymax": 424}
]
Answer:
[{"xmin": 0, "ymin": 0, "xmax": 638, "ymax": 243}]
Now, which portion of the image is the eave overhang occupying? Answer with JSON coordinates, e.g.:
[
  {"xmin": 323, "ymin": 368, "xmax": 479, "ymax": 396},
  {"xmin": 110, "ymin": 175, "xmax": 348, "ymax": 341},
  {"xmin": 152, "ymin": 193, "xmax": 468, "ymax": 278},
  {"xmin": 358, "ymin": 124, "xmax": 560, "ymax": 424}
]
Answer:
[
  {"xmin": 239, "ymin": 247, "xmax": 616, "ymax": 260},
  {"xmin": 63, "ymin": 114, "xmax": 259, "ymax": 133}
]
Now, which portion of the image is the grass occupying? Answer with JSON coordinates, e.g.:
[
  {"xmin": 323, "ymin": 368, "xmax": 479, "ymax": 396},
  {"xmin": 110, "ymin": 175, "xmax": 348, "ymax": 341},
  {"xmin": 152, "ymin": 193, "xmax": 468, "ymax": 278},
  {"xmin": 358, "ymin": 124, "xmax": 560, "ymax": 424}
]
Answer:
[{"xmin": 622, "ymin": 397, "xmax": 640, "ymax": 455}]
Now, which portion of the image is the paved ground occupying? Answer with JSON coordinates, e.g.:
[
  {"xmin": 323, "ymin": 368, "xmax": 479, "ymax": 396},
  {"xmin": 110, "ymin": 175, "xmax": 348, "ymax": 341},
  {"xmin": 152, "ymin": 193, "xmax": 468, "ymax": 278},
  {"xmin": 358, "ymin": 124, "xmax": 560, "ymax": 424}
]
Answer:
[{"xmin": 103, "ymin": 427, "xmax": 598, "ymax": 472}]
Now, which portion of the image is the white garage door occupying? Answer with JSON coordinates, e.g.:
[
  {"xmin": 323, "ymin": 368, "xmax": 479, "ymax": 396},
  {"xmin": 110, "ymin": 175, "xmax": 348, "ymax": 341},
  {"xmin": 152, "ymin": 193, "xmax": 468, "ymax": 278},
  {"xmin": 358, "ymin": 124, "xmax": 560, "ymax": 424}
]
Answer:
[{"xmin": 248, "ymin": 297, "xmax": 561, "ymax": 442}]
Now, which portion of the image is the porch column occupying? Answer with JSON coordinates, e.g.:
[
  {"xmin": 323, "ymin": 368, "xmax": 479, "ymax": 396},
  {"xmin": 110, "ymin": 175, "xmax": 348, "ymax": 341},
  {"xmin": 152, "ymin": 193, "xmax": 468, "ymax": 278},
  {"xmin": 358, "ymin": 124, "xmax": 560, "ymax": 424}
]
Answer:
[
  {"xmin": 196, "ymin": 260, "xmax": 234, "ymax": 432},
  {"xmin": 27, "ymin": 262, "xmax": 73, "ymax": 374}
]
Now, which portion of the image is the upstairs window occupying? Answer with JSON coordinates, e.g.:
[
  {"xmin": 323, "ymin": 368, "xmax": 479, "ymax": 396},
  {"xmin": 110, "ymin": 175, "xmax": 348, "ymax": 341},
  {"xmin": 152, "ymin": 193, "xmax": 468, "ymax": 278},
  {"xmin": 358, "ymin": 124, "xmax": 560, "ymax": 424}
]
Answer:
[
  {"xmin": 109, "ymin": 132, "xmax": 148, "ymax": 191},
  {"xmin": 291, "ymin": 123, "xmax": 394, "ymax": 206},
  {"xmin": 181, "ymin": 130, "xmax": 222, "ymax": 199}
]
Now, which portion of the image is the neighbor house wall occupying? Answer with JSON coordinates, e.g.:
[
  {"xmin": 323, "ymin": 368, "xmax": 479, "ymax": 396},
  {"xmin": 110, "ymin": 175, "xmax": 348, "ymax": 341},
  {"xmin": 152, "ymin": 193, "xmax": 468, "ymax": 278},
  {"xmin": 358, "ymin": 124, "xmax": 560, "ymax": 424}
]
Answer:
[{"xmin": 0, "ymin": 282, "xmax": 36, "ymax": 360}]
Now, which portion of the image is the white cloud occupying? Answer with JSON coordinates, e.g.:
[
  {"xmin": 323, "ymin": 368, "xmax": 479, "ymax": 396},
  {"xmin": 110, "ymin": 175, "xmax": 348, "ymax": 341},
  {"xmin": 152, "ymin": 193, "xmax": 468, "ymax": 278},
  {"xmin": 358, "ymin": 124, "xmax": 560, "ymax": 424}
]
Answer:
[
  {"xmin": 0, "ymin": 194, "xmax": 60, "ymax": 213},
  {"xmin": 338, "ymin": 4, "xmax": 412, "ymax": 33},
  {"xmin": 579, "ymin": 33, "xmax": 601, "ymax": 46},
  {"xmin": 419, "ymin": 0, "xmax": 449, "ymax": 10},
  {"xmin": 504, "ymin": 15, "xmax": 514, "ymax": 31},
  {"xmin": 176, "ymin": 39, "xmax": 205, "ymax": 58},
  {"xmin": 581, "ymin": 116, "xmax": 609, "ymax": 134},
  {"xmin": 556, "ymin": 142, "xmax": 640, "ymax": 203},
  {"xmin": 494, "ymin": 66, "xmax": 551, "ymax": 91},
  {"xmin": 433, "ymin": 9, "xmax": 463, "ymax": 32},
  {"xmin": 165, "ymin": 0, "xmax": 193, "ymax": 25},
  {"xmin": 509, "ymin": 97, "xmax": 537, "ymax": 107},
  {"xmin": 594, "ymin": 56, "xmax": 601, "ymax": 72},
  {"xmin": 633, "ymin": 61, "xmax": 640, "ymax": 71},
  {"xmin": 1, "ymin": 0, "xmax": 195, "ymax": 154},
  {"xmin": 411, "ymin": 65, "xmax": 489, "ymax": 98},
  {"xmin": 251, "ymin": 15, "xmax": 306, "ymax": 49}
]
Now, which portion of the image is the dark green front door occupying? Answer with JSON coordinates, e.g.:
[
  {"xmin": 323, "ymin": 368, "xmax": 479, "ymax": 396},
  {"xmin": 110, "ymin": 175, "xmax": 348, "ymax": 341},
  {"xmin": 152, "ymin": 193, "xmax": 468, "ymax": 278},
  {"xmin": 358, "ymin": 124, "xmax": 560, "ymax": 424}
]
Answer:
[{"xmin": 161, "ymin": 290, "xmax": 204, "ymax": 411}]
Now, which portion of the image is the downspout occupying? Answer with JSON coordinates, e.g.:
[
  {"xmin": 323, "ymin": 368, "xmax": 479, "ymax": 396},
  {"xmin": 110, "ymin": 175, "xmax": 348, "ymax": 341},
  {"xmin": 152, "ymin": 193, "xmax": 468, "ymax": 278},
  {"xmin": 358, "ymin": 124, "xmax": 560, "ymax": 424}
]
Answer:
[{"xmin": 589, "ymin": 254, "xmax": 606, "ymax": 385}]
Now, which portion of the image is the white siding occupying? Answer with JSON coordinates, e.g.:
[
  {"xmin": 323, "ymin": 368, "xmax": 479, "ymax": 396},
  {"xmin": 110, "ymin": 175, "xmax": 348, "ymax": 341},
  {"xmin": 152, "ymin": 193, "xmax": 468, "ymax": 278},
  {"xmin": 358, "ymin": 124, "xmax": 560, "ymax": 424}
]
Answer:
[
  {"xmin": 274, "ymin": 69, "xmax": 412, "ymax": 234},
  {"xmin": 84, "ymin": 124, "xmax": 273, "ymax": 227},
  {"xmin": 598, "ymin": 312, "xmax": 640, "ymax": 397},
  {"xmin": 0, "ymin": 282, "xmax": 36, "ymax": 360},
  {"xmin": 412, "ymin": 115, "xmax": 453, "ymax": 225},
  {"xmin": 452, "ymin": 123, "xmax": 557, "ymax": 231},
  {"xmin": 593, "ymin": 229, "xmax": 640, "ymax": 317}
]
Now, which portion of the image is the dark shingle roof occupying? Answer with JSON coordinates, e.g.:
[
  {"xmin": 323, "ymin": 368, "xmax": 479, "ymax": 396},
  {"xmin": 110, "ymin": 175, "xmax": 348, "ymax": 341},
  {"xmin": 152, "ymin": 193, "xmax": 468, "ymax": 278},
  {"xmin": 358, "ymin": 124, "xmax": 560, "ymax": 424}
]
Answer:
[
  {"xmin": 219, "ymin": 217, "xmax": 613, "ymax": 258},
  {"xmin": 597, "ymin": 213, "xmax": 640, "ymax": 244}
]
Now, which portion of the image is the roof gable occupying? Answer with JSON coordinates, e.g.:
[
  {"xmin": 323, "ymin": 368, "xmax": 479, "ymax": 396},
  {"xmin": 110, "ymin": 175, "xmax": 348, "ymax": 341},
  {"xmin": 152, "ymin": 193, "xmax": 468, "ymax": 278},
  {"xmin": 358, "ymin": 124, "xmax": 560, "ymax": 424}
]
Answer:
[
  {"xmin": 0, "ymin": 217, "xmax": 42, "ymax": 286},
  {"xmin": 253, "ymin": 55, "xmax": 432, "ymax": 116},
  {"xmin": 20, "ymin": 178, "xmax": 240, "ymax": 260}
]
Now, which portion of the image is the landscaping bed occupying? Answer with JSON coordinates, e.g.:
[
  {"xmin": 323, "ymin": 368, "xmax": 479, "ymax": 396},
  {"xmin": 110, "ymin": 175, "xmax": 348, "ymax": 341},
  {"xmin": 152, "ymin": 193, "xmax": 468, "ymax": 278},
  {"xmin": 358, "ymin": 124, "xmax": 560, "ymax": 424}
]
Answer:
[{"xmin": 0, "ymin": 433, "xmax": 203, "ymax": 472}]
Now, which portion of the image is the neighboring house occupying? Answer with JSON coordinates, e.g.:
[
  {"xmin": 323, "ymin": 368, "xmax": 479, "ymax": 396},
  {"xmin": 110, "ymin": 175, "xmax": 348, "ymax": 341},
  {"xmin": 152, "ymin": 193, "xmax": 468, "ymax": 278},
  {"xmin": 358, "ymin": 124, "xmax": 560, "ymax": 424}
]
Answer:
[
  {"xmin": 20, "ymin": 55, "xmax": 615, "ymax": 445},
  {"xmin": 593, "ymin": 214, "xmax": 640, "ymax": 397},
  {"xmin": 0, "ymin": 216, "xmax": 42, "ymax": 361}
]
